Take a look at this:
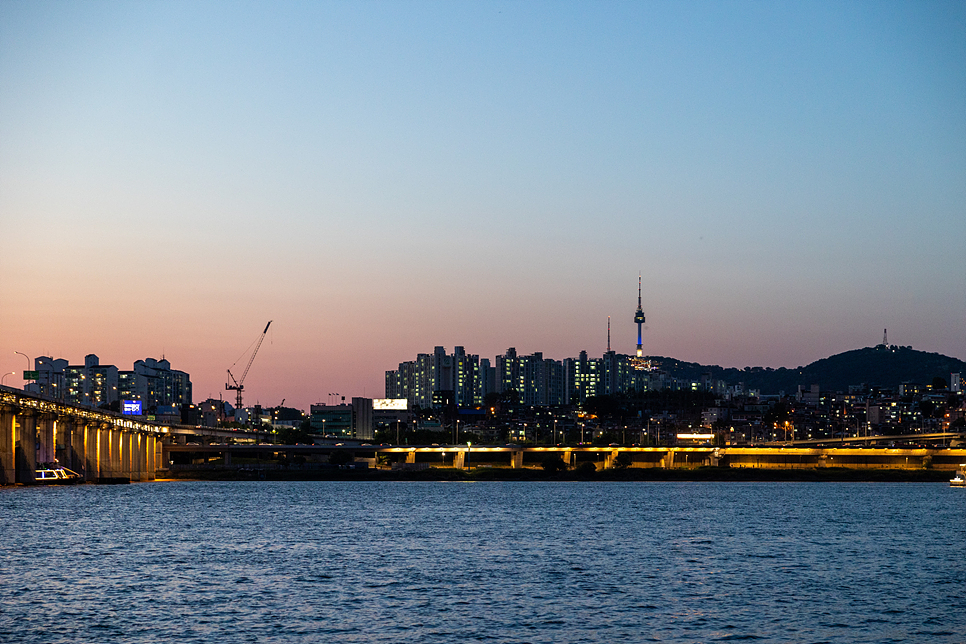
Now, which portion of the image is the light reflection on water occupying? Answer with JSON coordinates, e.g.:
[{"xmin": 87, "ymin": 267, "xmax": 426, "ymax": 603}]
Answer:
[{"xmin": 1, "ymin": 481, "xmax": 964, "ymax": 643}]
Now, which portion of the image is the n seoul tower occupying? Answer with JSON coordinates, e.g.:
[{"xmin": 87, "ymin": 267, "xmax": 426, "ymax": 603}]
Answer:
[
  {"xmin": 634, "ymin": 274, "xmax": 645, "ymax": 357},
  {"xmin": 632, "ymin": 274, "xmax": 649, "ymax": 370}
]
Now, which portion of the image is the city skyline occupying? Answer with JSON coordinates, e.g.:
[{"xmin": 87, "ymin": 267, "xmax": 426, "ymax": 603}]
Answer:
[{"xmin": 2, "ymin": 1, "xmax": 964, "ymax": 412}]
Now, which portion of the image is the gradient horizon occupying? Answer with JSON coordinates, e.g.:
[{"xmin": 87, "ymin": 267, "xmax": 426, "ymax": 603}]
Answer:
[{"xmin": 2, "ymin": 1, "xmax": 964, "ymax": 411}]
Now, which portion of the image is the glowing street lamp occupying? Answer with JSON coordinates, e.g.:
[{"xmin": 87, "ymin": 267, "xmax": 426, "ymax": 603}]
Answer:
[{"xmin": 1, "ymin": 371, "xmax": 15, "ymax": 386}]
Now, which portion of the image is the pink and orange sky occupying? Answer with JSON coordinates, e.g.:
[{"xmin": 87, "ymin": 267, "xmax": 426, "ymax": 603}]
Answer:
[{"xmin": 2, "ymin": 1, "xmax": 964, "ymax": 411}]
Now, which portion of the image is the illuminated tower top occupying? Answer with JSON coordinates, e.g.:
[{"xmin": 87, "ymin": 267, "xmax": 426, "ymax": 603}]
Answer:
[{"xmin": 633, "ymin": 274, "xmax": 645, "ymax": 358}]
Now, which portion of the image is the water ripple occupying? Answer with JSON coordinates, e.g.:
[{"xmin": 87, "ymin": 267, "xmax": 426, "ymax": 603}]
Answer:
[{"xmin": 1, "ymin": 481, "xmax": 964, "ymax": 643}]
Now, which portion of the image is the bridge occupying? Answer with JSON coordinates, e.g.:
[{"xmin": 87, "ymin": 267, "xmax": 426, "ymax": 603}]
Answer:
[
  {"xmin": 4, "ymin": 387, "xmax": 965, "ymax": 483},
  {"xmin": 162, "ymin": 442, "xmax": 966, "ymax": 472},
  {"xmin": 772, "ymin": 432, "xmax": 965, "ymax": 448},
  {"xmin": 0, "ymin": 386, "xmax": 266, "ymax": 484}
]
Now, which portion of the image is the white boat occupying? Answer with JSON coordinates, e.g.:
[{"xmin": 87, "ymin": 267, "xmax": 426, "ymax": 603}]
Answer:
[
  {"xmin": 34, "ymin": 466, "xmax": 81, "ymax": 484},
  {"xmin": 951, "ymin": 465, "xmax": 966, "ymax": 487}
]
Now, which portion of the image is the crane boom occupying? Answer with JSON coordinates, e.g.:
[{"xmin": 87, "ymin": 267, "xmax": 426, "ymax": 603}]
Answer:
[{"xmin": 226, "ymin": 320, "xmax": 272, "ymax": 412}]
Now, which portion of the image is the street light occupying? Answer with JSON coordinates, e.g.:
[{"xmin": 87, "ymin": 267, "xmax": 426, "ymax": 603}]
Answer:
[
  {"xmin": 1, "ymin": 371, "xmax": 15, "ymax": 386},
  {"xmin": 15, "ymin": 351, "xmax": 30, "ymax": 383}
]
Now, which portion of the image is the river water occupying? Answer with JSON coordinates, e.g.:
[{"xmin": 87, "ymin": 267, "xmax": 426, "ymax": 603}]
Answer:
[{"xmin": 1, "ymin": 481, "xmax": 963, "ymax": 643}]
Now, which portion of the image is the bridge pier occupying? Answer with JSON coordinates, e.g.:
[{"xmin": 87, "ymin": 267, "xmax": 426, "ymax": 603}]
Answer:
[
  {"xmin": 604, "ymin": 450, "xmax": 618, "ymax": 469},
  {"xmin": 0, "ymin": 404, "xmax": 16, "ymax": 484},
  {"xmin": 85, "ymin": 423, "xmax": 100, "ymax": 482},
  {"xmin": 66, "ymin": 419, "xmax": 83, "ymax": 474},
  {"xmin": 562, "ymin": 449, "xmax": 574, "ymax": 468},
  {"xmin": 122, "ymin": 432, "xmax": 132, "ymax": 480},
  {"xmin": 109, "ymin": 427, "xmax": 122, "ymax": 480},
  {"xmin": 662, "ymin": 450, "xmax": 675, "ymax": 469},
  {"xmin": 510, "ymin": 450, "xmax": 523, "ymax": 469},
  {"xmin": 405, "ymin": 451, "xmax": 416, "ymax": 464},
  {"xmin": 15, "ymin": 409, "xmax": 37, "ymax": 484},
  {"xmin": 134, "ymin": 434, "xmax": 145, "ymax": 481},
  {"xmin": 37, "ymin": 413, "xmax": 56, "ymax": 465},
  {"xmin": 152, "ymin": 435, "xmax": 160, "ymax": 473},
  {"xmin": 55, "ymin": 415, "xmax": 71, "ymax": 468},
  {"xmin": 453, "ymin": 451, "xmax": 465, "ymax": 469}
]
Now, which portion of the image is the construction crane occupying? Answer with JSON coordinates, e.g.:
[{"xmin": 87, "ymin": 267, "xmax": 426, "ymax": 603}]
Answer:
[{"xmin": 226, "ymin": 320, "xmax": 272, "ymax": 411}]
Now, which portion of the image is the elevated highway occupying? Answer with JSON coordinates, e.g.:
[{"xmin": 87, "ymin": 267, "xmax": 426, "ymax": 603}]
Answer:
[
  {"xmin": 0, "ymin": 386, "xmax": 266, "ymax": 484},
  {"xmin": 162, "ymin": 442, "xmax": 966, "ymax": 472}
]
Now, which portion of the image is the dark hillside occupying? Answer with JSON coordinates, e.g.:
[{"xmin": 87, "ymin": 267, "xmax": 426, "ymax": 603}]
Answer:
[{"xmin": 648, "ymin": 346, "xmax": 966, "ymax": 394}]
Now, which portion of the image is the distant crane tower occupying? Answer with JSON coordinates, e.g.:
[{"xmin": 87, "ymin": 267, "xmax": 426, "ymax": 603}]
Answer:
[{"xmin": 226, "ymin": 320, "xmax": 272, "ymax": 411}]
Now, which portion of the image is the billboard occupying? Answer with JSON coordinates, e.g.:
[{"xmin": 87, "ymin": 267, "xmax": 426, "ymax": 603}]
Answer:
[
  {"xmin": 373, "ymin": 398, "xmax": 408, "ymax": 411},
  {"xmin": 122, "ymin": 400, "xmax": 143, "ymax": 415}
]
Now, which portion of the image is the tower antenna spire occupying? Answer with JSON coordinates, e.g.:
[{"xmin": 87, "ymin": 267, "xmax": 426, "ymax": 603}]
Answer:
[
  {"xmin": 632, "ymin": 273, "xmax": 647, "ymax": 369},
  {"xmin": 634, "ymin": 273, "xmax": 645, "ymax": 357},
  {"xmin": 607, "ymin": 316, "xmax": 611, "ymax": 353}
]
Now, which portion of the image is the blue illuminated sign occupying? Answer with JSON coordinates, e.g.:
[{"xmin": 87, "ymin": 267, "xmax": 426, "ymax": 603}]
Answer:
[{"xmin": 122, "ymin": 400, "xmax": 142, "ymax": 415}]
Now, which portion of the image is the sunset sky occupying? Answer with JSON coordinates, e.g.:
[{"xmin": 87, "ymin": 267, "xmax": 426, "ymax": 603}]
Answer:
[{"xmin": 1, "ymin": 1, "xmax": 964, "ymax": 411}]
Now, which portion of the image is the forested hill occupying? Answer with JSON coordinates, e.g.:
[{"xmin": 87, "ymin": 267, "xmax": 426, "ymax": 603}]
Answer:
[{"xmin": 648, "ymin": 346, "xmax": 966, "ymax": 395}]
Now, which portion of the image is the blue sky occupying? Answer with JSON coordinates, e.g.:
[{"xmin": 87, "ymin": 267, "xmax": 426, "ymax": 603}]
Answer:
[{"xmin": 1, "ymin": 1, "xmax": 964, "ymax": 408}]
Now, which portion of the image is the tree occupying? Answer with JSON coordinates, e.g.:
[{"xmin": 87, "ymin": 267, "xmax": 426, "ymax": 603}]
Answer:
[
  {"xmin": 613, "ymin": 453, "xmax": 632, "ymax": 469},
  {"xmin": 541, "ymin": 453, "xmax": 568, "ymax": 473},
  {"xmin": 276, "ymin": 419, "xmax": 314, "ymax": 444},
  {"xmin": 575, "ymin": 461, "xmax": 597, "ymax": 477}
]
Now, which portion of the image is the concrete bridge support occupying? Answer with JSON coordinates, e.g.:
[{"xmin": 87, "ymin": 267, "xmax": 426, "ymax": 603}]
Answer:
[
  {"xmin": 85, "ymin": 423, "xmax": 100, "ymax": 482},
  {"xmin": 15, "ymin": 409, "xmax": 37, "ymax": 484},
  {"xmin": 0, "ymin": 405, "xmax": 16, "ymax": 484},
  {"xmin": 143, "ymin": 433, "xmax": 154, "ymax": 479},
  {"xmin": 54, "ymin": 415, "xmax": 71, "ymax": 468},
  {"xmin": 603, "ymin": 450, "xmax": 618, "ymax": 469},
  {"xmin": 120, "ymin": 432, "xmax": 131, "ymax": 480},
  {"xmin": 110, "ymin": 428, "xmax": 122, "ymax": 479},
  {"xmin": 37, "ymin": 413, "xmax": 56, "ymax": 466},
  {"xmin": 131, "ymin": 434, "xmax": 142, "ymax": 481},
  {"xmin": 131, "ymin": 431, "xmax": 155, "ymax": 482},
  {"xmin": 662, "ymin": 451, "xmax": 675, "ymax": 469},
  {"xmin": 68, "ymin": 420, "xmax": 86, "ymax": 474},
  {"xmin": 563, "ymin": 450, "xmax": 575, "ymax": 468},
  {"xmin": 453, "ymin": 451, "xmax": 465, "ymax": 469},
  {"xmin": 510, "ymin": 450, "xmax": 523, "ymax": 469},
  {"xmin": 405, "ymin": 450, "xmax": 416, "ymax": 464},
  {"xmin": 152, "ymin": 435, "xmax": 161, "ymax": 473}
]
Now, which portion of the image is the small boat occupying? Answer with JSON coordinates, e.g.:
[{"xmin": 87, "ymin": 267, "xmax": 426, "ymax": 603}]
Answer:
[
  {"xmin": 951, "ymin": 465, "xmax": 966, "ymax": 488},
  {"xmin": 34, "ymin": 466, "xmax": 81, "ymax": 484}
]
